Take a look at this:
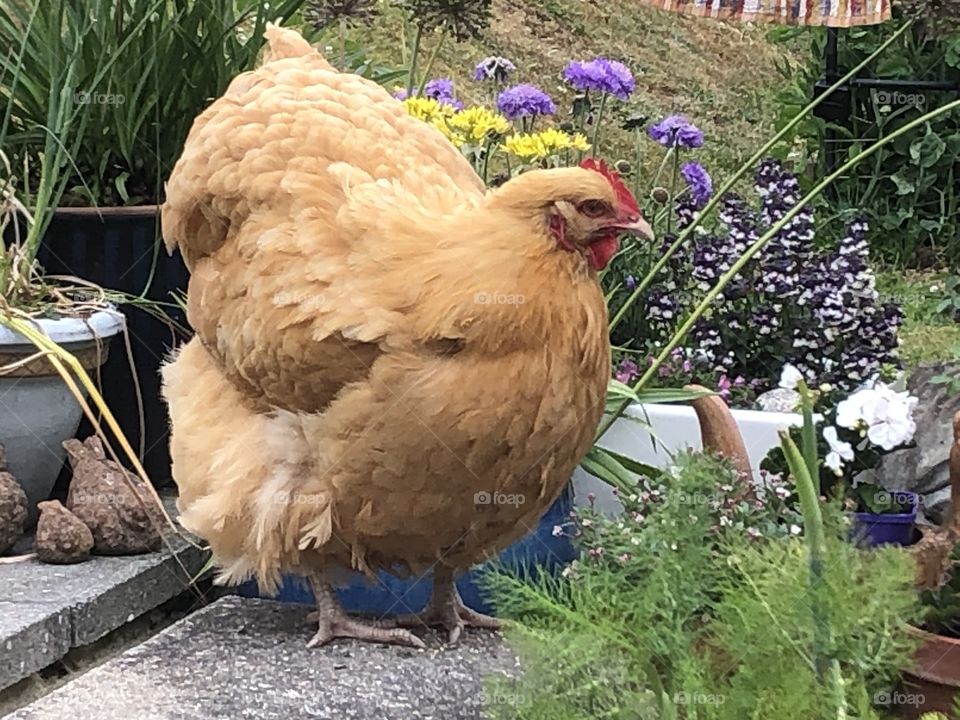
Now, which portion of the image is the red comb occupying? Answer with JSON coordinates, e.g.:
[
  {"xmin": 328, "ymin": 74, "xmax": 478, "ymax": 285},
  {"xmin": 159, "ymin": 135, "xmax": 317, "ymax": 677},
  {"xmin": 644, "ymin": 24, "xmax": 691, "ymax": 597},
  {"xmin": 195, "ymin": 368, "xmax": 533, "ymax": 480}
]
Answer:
[{"xmin": 579, "ymin": 157, "xmax": 640, "ymax": 216}]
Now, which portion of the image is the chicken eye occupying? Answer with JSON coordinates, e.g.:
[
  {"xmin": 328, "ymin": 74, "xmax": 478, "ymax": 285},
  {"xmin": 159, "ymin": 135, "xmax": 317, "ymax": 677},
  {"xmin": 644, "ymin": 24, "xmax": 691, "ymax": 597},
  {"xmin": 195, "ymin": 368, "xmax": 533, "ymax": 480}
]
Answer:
[{"xmin": 579, "ymin": 199, "xmax": 609, "ymax": 218}]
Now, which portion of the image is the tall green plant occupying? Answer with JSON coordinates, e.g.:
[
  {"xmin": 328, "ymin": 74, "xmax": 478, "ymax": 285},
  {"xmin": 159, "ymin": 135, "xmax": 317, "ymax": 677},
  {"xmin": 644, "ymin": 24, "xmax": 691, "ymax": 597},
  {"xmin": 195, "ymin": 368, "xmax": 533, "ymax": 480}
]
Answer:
[{"xmin": 0, "ymin": 0, "xmax": 309, "ymax": 211}]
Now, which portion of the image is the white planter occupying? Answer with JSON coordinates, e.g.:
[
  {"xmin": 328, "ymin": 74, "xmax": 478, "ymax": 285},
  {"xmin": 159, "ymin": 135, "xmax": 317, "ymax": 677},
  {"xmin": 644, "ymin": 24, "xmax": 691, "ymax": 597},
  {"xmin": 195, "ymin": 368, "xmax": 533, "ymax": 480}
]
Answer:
[
  {"xmin": 574, "ymin": 402, "xmax": 803, "ymax": 514},
  {"xmin": 0, "ymin": 309, "xmax": 125, "ymax": 523}
]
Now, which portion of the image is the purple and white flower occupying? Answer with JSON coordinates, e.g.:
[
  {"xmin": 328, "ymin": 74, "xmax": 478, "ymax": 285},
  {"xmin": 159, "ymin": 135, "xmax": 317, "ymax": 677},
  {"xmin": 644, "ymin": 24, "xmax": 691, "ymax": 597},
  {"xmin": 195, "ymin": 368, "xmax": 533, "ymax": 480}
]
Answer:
[{"xmin": 473, "ymin": 56, "xmax": 516, "ymax": 82}]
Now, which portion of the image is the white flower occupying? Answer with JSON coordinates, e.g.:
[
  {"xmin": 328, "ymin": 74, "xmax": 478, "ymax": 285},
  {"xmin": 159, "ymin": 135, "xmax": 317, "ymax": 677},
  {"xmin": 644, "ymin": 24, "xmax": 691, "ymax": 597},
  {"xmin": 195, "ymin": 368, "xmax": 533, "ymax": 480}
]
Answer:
[
  {"xmin": 823, "ymin": 426, "xmax": 854, "ymax": 475},
  {"xmin": 779, "ymin": 364, "xmax": 804, "ymax": 390},
  {"xmin": 835, "ymin": 383, "xmax": 918, "ymax": 451},
  {"xmin": 789, "ymin": 524, "xmax": 802, "ymax": 536},
  {"xmin": 836, "ymin": 391, "xmax": 867, "ymax": 429}
]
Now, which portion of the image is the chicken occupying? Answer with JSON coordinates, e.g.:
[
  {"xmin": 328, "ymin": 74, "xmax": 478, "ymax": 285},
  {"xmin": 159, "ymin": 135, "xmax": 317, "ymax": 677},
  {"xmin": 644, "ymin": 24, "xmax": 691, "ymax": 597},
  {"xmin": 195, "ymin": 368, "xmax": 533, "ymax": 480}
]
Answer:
[{"xmin": 160, "ymin": 25, "xmax": 652, "ymax": 649}]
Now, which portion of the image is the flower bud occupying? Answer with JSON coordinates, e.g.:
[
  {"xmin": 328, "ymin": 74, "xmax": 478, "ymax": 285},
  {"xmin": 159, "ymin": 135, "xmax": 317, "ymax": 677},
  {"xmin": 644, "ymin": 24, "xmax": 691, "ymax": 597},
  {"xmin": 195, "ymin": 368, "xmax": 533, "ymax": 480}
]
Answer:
[{"xmin": 651, "ymin": 187, "xmax": 670, "ymax": 204}]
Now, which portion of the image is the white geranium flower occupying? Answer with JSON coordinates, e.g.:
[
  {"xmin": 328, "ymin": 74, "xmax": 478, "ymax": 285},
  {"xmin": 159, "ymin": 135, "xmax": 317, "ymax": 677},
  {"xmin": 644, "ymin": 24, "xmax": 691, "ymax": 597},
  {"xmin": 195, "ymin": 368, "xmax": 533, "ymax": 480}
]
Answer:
[
  {"xmin": 823, "ymin": 426, "xmax": 854, "ymax": 475},
  {"xmin": 779, "ymin": 364, "xmax": 804, "ymax": 390},
  {"xmin": 836, "ymin": 390, "xmax": 867, "ymax": 429},
  {"xmin": 834, "ymin": 383, "xmax": 918, "ymax": 450}
]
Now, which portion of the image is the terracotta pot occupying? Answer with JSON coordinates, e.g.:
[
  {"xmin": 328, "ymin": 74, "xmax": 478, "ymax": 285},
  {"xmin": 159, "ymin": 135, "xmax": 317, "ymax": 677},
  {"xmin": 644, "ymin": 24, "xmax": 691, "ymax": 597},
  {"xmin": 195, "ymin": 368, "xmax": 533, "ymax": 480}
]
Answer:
[{"xmin": 899, "ymin": 625, "xmax": 960, "ymax": 719}]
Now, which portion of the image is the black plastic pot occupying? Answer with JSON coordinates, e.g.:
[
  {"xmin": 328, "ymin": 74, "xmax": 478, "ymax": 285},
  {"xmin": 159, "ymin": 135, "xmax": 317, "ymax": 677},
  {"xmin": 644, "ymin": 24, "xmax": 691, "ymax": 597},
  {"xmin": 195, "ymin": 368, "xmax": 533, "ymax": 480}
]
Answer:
[{"xmin": 36, "ymin": 206, "xmax": 189, "ymax": 485}]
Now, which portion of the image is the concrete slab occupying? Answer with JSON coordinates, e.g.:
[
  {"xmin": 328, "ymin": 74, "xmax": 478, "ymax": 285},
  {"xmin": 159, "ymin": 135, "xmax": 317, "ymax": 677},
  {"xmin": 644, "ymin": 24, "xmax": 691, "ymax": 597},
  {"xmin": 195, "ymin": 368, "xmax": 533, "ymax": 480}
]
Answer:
[
  {"xmin": 5, "ymin": 596, "xmax": 520, "ymax": 720},
  {"xmin": 0, "ymin": 530, "xmax": 206, "ymax": 691}
]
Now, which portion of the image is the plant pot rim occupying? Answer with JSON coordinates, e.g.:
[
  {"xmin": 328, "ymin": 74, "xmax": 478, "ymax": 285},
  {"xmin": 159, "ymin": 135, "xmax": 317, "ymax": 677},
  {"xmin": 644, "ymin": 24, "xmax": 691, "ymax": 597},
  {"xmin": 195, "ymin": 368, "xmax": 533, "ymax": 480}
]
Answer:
[
  {"xmin": 0, "ymin": 307, "xmax": 125, "ymax": 347},
  {"xmin": 853, "ymin": 491, "xmax": 919, "ymax": 523},
  {"xmin": 53, "ymin": 205, "xmax": 160, "ymax": 218},
  {"xmin": 904, "ymin": 624, "xmax": 960, "ymax": 686}
]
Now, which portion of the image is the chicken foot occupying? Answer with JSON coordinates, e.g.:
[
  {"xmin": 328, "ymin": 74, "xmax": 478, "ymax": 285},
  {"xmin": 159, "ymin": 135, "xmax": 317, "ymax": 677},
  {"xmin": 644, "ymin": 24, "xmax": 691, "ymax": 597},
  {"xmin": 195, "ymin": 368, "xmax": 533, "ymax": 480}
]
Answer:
[
  {"xmin": 306, "ymin": 575, "xmax": 426, "ymax": 650},
  {"xmin": 377, "ymin": 567, "xmax": 501, "ymax": 644}
]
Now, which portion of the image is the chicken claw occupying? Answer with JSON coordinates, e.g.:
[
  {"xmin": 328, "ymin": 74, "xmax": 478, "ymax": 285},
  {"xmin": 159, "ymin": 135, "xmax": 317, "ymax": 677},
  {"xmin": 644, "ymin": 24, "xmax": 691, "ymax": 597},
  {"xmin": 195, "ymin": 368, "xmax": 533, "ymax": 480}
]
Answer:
[
  {"xmin": 307, "ymin": 576, "xmax": 426, "ymax": 650},
  {"xmin": 378, "ymin": 568, "xmax": 501, "ymax": 644}
]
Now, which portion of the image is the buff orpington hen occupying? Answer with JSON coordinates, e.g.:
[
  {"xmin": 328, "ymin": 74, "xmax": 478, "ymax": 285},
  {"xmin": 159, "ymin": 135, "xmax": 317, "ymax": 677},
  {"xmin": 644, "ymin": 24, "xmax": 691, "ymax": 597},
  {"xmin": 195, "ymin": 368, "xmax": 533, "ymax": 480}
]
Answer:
[{"xmin": 161, "ymin": 25, "xmax": 652, "ymax": 649}]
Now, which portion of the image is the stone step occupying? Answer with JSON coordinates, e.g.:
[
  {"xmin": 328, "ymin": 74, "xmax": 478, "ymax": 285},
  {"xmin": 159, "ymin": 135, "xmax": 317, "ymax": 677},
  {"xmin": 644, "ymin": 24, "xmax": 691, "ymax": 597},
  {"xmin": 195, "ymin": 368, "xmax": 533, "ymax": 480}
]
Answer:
[
  {"xmin": 0, "ymin": 532, "xmax": 206, "ymax": 693},
  {"xmin": 4, "ymin": 596, "xmax": 519, "ymax": 720}
]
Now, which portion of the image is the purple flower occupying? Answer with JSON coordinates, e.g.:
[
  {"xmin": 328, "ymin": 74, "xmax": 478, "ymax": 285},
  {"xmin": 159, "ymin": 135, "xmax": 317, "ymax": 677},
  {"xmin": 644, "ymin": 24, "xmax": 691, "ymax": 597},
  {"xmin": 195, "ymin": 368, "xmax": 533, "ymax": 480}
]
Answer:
[
  {"xmin": 625, "ymin": 275, "xmax": 637, "ymax": 290},
  {"xmin": 473, "ymin": 56, "xmax": 516, "ymax": 82},
  {"xmin": 393, "ymin": 89, "xmax": 409, "ymax": 101},
  {"xmin": 681, "ymin": 162, "xmax": 713, "ymax": 208},
  {"xmin": 424, "ymin": 78, "xmax": 464, "ymax": 110},
  {"xmin": 497, "ymin": 84, "xmax": 556, "ymax": 120},
  {"xmin": 648, "ymin": 115, "xmax": 705, "ymax": 149},
  {"xmin": 615, "ymin": 358, "xmax": 639, "ymax": 384},
  {"xmin": 717, "ymin": 374, "xmax": 732, "ymax": 398},
  {"xmin": 564, "ymin": 58, "xmax": 635, "ymax": 100}
]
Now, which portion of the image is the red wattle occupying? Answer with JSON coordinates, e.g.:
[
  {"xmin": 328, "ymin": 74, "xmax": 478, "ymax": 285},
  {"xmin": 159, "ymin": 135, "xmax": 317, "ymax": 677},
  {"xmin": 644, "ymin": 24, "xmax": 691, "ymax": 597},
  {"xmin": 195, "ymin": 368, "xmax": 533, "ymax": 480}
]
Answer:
[{"xmin": 587, "ymin": 235, "xmax": 619, "ymax": 270}]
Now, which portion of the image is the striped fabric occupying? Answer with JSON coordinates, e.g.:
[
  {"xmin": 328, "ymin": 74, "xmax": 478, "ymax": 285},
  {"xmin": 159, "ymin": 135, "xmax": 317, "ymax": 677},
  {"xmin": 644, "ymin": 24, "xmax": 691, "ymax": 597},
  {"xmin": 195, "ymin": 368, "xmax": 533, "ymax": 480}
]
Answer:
[{"xmin": 635, "ymin": 0, "xmax": 891, "ymax": 26}]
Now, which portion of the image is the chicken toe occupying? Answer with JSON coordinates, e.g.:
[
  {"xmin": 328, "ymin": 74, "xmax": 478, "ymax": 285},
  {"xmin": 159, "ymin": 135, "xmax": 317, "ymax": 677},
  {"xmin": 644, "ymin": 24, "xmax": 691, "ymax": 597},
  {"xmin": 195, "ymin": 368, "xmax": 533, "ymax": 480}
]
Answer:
[
  {"xmin": 378, "ymin": 569, "xmax": 501, "ymax": 644},
  {"xmin": 307, "ymin": 576, "xmax": 426, "ymax": 650}
]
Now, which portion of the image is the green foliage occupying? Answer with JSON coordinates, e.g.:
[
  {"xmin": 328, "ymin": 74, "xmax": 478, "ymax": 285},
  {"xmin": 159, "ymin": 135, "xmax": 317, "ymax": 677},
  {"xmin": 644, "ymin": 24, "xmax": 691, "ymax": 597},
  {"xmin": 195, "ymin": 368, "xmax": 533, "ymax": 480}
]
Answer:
[
  {"xmin": 484, "ymin": 452, "xmax": 921, "ymax": 720},
  {"xmin": 936, "ymin": 275, "xmax": 960, "ymax": 321},
  {"xmin": 0, "ymin": 0, "xmax": 312, "ymax": 208},
  {"xmin": 770, "ymin": 21, "xmax": 960, "ymax": 268}
]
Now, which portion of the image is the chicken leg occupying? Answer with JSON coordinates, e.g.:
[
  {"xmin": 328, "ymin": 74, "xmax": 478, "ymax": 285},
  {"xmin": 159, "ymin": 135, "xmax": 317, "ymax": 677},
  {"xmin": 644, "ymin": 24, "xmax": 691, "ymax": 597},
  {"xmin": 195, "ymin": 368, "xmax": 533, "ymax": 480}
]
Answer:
[
  {"xmin": 307, "ymin": 575, "xmax": 426, "ymax": 649},
  {"xmin": 378, "ymin": 566, "xmax": 501, "ymax": 644}
]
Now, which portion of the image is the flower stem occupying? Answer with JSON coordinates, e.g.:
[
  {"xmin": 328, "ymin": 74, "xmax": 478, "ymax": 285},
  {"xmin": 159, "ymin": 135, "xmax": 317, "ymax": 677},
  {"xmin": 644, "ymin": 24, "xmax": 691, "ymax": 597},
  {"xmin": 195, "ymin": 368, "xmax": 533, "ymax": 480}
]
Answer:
[
  {"xmin": 339, "ymin": 17, "xmax": 347, "ymax": 71},
  {"xmin": 606, "ymin": 19, "xmax": 916, "ymax": 336},
  {"xmin": 633, "ymin": 127, "xmax": 642, "ymax": 200},
  {"xmin": 576, "ymin": 91, "xmax": 589, "ymax": 164},
  {"xmin": 416, "ymin": 27, "xmax": 448, "ymax": 97},
  {"xmin": 591, "ymin": 93, "xmax": 607, "ymax": 157},
  {"xmin": 405, "ymin": 24, "xmax": 423, "ymax": 96},
  {"xmin": 597, "ymin": 91, "xmax": 960, "ymax": 440},
  {"xmin": 665, "ymin": 149, "xmax": 680, "ymax": 236},
  {"xmin": 481, "ymin": 141, "xmax": 492, "ymax": 183}
]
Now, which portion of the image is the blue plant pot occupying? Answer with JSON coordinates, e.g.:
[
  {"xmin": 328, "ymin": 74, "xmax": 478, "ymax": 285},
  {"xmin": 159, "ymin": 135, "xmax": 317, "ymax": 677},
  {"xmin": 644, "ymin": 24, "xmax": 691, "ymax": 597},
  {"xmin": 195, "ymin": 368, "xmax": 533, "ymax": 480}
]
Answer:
[
  {"xmin": 851, "ymin": 491, "xmax": 919, "ymax": 548},
  {"xmin": 238, "ymin": 484, "xmax": 576, "ymax": 615}
]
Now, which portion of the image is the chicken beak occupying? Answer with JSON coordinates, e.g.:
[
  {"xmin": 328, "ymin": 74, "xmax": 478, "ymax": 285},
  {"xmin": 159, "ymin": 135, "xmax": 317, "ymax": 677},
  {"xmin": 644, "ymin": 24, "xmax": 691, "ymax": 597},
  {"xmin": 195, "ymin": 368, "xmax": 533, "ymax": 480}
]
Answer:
[{"xmin": 613, "ymin": 214, "xmax": 655, "ymax": 241}]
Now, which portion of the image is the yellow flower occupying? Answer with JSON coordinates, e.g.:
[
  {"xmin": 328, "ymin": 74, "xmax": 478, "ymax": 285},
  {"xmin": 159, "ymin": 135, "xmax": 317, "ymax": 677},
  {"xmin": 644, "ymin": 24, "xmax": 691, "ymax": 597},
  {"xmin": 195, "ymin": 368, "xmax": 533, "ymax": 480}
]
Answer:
[
  {"xmin": 448, "ymin": 106, "xmax": 511, "ymax": 144},
  {"xmin": 402, "ymin": 97, "xmax": 465, "ymax": 147},
  {"xmin": 502, "ymin": 129, "xmax": 592, "ymax": 160}
]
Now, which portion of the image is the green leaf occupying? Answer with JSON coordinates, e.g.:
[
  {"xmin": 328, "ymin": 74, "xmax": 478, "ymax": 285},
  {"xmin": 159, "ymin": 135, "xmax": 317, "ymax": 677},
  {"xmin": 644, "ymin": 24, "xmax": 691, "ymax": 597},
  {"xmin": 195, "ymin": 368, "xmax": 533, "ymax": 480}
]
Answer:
[
  {"xmin": 889, "ymin": 171, "xmax": 915, "ymax": 195},
  {"xmin": 113, "ymin": 171, "xmax": 130, "ymax": 204},
  {"xmin": 580, "ymin": 448, "xmax": 639, "ymax": 495},
  {"xmin": 594, "ymin": 446, "xmax": 662, "ymax": 480},
  {"xmin": 634, "ymin": 387, "xmax": 716, "ymax": 404},
  {"xmin": 946, "ymin": 39, "xmax": 960, "ymax": 69},
  {"xmin": 910, "ymin": 127, "xmax": 947, "ymax": 169}
]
